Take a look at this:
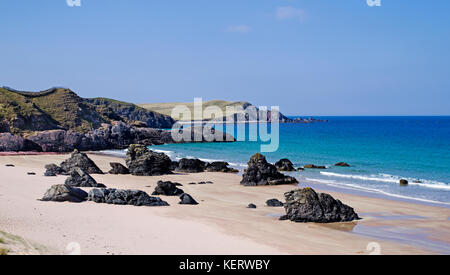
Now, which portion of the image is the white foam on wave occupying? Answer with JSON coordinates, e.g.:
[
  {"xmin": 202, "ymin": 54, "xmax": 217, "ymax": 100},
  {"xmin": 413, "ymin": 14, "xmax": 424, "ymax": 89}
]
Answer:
[
  {"xmin": 320, "ymin": 172, "xmax": 450, "ymax": 191},
  {"xmin": 305, "ymin": 177, "xmax": 450, "ymax": 206}
]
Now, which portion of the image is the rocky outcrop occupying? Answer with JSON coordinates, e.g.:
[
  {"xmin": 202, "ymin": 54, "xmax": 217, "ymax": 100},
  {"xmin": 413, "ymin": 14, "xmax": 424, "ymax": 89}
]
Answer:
[
  {"xmin": 0, "ymin": 133, "xmax": 42, "ymax": 152},
  {"xmin": 41, "ymin": 184, "xmax": 88, "ymax": 203},
  {"xmin": 88, "ymin": 188, "xmax": 169, "ymax": 206},
  {"xmin": 179, "ymin": 193, "xmax": 199, "ymax": 205},
  {"xmin": 65, "ymin": 168, "xmax": 106, "ymax": 188},
  {"xmin": 399, "ymin": 179, "xmax": 409, "ymax": 186},
  {"xmin": 125, "ymin": 144, "xmax": 172, "ymax": 176},
  {"xmin": 205, "ymin": 162, "xmax": 239, "ymax": 173},
  {"xmin": 280, "ymin": 188, "xmax": 359, "ymax": 223},
  {"xmin": 152, "ymin": 181, "xmax": 184, "ymax": 196},
  {"xmin": 60, "ymin": 150, "xmax": 103, "ymax": 174},
  {"xmin": 44, "ymin": 164, "xmax": 65, "ymax": 176},
  {"xmin": 240, "ymin": 153, "xmax": 298, "ymax": 186},
  {"xmin": 108, "ymin": 162, "xmax": 130, "ymax": 175},
  {"xmin": 176, "ymin": 158, "xmax": 206, "ymax": 173},
  {"xmin": 266, "ymin": 199, "xmax": 284, "ymax": 207},
  {"xmin": 304, "ymin": 164, "xmax": 327, "ymax": 169},
  {"xmin": 334, "ymin": 162, "xmax": 350, "ymax": 167},
  {"xmin": 274, "ymin": 159, "xmax": 296, "ymax": 172}
]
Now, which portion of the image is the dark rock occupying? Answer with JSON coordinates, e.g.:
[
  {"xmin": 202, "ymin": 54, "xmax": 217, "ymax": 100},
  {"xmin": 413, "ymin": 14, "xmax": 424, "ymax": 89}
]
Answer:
[
  {"xmin": 27, "ymin": 172, "xmax": 36, "ymax": 175},
  {"xmin": 5, "ymin": 164, "xmax": 15, "ymax": 167},
  {"xmin": 108, "ymin": 162, "xmax": 130, "ymax": 175},
  {"xmin": 41, "ymin": 184, "xmax": 88, "ymax": 203},
  {"xmin": 274, "ymin": 159, "xmax": 296, "ymax": 172},
  {"xmin": 188, "ymin": 182, "xmax": 197, "ymax": 185},
  {"xmin": 205, "ymin": 162, "xmax": 239, "ymax": 173},
  {"xmin": 152, "ymin": 181, "xmax": 184, "ymax": 196},
  {"xmin": 88, "ymin": 188, "xmax": 169, "ymax": 206},
  {"xmin": 169, "ymin": 161, "xmax": 179, "ymax": 171},
  {"xmin": 65, "ymin": 168, "xmax": 106, "ymax": 188},
  {"xmin": 266, "ymin": 199, "xmax": 284, "ymax": 207},
  {"xmin": 179, "ymin": 193, "xmax": 199, "ymax": 205},
  {"xmin": 176, "ymin": 158, "xmax": 206, "ymax": 173},
  {"xmin": 125, "ymin": 144, "xmax": 172, "ymax": 176},
  {"xmin": 247, "ymin": 203, "xmax": 257, "ymax": 209},
  {"xmin": 304, "ymin": 164, "xmax": 327, "ymax": 169},
  {"xmin": 240, "ymin": 153, "xmax": 298, "ymax": 186},
  {"xmin": 60, "ymin": 150, "xmax": 103, "ymax": 174},
  {"xmin": 198, "ymin": 182, "xmax": 207, "ymax": 185},
  {"xmin": 297, "ymin": 167, "xmax": 304, "ymax": 171},
  {"xmin": 280, "ymin": 188, "xmax": 359, "ymax": 223},
  {"xmin": 0, "ymin": 133, "xmax": 42, "ymax": 152},
  {"xmin": 399, "ymin": 179, "xmax": 409, "ymax": 186},
  {"xmin": 44, "ymin": 164, "xmax": 64, "ymax": 176},
  {"xmin": 334, "ymin": 162, "xmax": 351, "ymax": 167}
]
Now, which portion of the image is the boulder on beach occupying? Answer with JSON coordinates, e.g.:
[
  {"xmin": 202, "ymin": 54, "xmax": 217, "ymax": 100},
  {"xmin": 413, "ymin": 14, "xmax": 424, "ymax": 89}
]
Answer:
[
  {"xmin": 65, "ymin": 168, "xmax": 106, "ymax": 188},
  {"xmin": 280, "ymin": 188, "xmax": 359, "ymax": 223},
  {"xmin": 304, "ymin": 164, "xmax": 327, "ymax": 169},
  {"xmin": 334, "ymin": 162, "xmax": 351, "ymax": 167},
  {"xmin": 108, "ymin": 162, "xmax": 130, "ymax": 175},
  {"xmin": 274, "ymin": 159, "xmax": 296, "ymax": 172},
  {"xmin": 176, "ymin": 158, "xmax": 206, "ymax": 173},
  {"xmin": 266, "ymin": 199, "xmax": 284, "ymax": 207},
  {"xmin": 41, "ymin": 184, "xmax": 88, "ymax": 203},
  {"xmin": 240, "ymin": 153, "xmax": 298, "ymax": 186},
  {"xmin": 125, "ymin": 144, "xmax": 172, "ymax": 176},
  {"xmin": 179, "ymin": 193, "xmax": 199, "ymax": 205},
  {"xmin": 59, "ymin": 150, "xmax": 104, "ymax": 174},
  {"xmin": 44, "ymin": 164, "xmax": 65, "ymax": 176},
  {"xmin": 399, "ymin": 179, "xmax": 409, "ymax": 186},
  {"xmin": 152, "ymin": 181, "xmax": 184, "ymax": 196},
  {"xmin": 247, "ymin": 203, "xmax": 257, "ymax": 209},
  {"xmin": 205, "ymin": 162, "xmax": 239, "ymax": 173},
  {"xmin": 88, "ymin": 188, "xmax": 169, "ymax": 206},
  {"xmin": 5, "ymin": 164, "xmax": 15, "ymax": 167}
]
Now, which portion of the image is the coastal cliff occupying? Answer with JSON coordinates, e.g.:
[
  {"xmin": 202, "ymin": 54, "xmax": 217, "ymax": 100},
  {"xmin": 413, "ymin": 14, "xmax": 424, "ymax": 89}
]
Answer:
[{"xmin": 0, "ymin": 87, "xmax": 233, "ymax": 152}]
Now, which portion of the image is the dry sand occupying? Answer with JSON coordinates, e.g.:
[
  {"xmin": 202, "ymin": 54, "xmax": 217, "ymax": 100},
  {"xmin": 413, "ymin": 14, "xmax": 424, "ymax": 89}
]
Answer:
[{"xmin": 0, "ymin": 153, "xmax": 449, "ymax": 255}]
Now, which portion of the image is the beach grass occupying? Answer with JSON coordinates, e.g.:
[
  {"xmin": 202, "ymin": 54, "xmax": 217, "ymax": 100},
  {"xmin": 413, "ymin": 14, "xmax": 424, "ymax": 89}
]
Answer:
[{"xmin": 0, "ymin": 248, "xmax": 9, "ymax": 255}]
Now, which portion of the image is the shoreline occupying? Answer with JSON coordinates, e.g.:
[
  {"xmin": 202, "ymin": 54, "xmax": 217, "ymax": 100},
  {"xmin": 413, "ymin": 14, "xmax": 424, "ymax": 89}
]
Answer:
[{"xmin": 0, "ymin": 153, "xmax": 449, "ymax": 255}]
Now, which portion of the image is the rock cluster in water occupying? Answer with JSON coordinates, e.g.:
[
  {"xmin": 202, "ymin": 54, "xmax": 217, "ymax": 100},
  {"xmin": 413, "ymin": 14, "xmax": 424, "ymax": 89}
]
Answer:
[
  {"xmin": 240, "ymin": 153, "xmax": 298, "ymax": 186},
  {"xmin": 280, "ymin": 188, "xmax": 359, "ymax": 223}
]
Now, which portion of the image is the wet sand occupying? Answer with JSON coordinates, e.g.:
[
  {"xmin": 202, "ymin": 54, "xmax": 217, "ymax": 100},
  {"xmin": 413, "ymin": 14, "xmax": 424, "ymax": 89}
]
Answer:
[{"xmin": 0, "ymin": 153, "xmax": 449, "ymax": 255}]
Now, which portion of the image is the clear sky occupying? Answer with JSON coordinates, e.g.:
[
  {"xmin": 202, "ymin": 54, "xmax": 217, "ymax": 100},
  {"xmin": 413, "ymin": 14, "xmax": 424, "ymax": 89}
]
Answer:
[{"xmin": 0, "ymin": 0, "xmax": 449, "ymax": 115}]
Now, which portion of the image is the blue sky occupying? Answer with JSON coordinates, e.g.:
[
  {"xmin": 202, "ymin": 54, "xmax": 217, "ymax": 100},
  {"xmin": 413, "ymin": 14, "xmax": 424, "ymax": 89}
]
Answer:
[{"xmin": 0, "ymin": 0, "xmax": 449, "ymax": 115}]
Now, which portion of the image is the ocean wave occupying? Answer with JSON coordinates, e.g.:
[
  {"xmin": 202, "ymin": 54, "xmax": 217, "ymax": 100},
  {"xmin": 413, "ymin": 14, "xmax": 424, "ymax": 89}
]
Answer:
[
  {"xmin": 320, "ymin": 172, "xmax": 450, "ymax": 191},
  {"xmin": 304, "ymin": 177, "xmax": 450, "ymax": 206}
]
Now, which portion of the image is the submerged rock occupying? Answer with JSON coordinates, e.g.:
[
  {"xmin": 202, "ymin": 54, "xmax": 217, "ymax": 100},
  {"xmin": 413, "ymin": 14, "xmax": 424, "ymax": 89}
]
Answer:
[
  {"xmin": 280, "ymin": 188, "xmax": 359, "ymax": 223},
  {"xmin": 266, "ymin": 199, "xmax": 284, "ymax": 207},
  {"xmin": 205, "ymin": 162, "xmax": 239, "ymax": 173},
  {"xmin": 152, "ymin": 181, "xmax": 184, "ymax": 196},
  {"xmin": 41, "ymin": 184, "xmax": 88, "ymax": 203},
  {"xmin": 334, "ymin": 162, "xmax": 351, "ymax": 167},
  {"xmin": 65, "ymin": 168, "xmax": 106, "ymax": 188},
  {"xmin": 274, "ymin": 159, "xmax": 296, "ymax": 172},
  {"xmin": 176, "ymin": 158, "xmax": 206, "ymax": 173},
  {"xmin": 304, "ymin": 164, "xmax": 327, "ymax": 169},
  {"xmin": 240, "ymin": 153, "xmax": 298, "ymax": 186},
  {"xmin": 60, "ymin": 150, "xmax": 103, "ymax": 174},
  {"xmin": 108, "ymin": 162, "xmax": 130, "ymax": 175},
  {"xmin": 179, "ymin": 193, "xmax": 199, "ymax": 205},
  {"xmin": 399, "ymin": 179, "xmax": 409, "ymax": 186},
  {"xmin": 88, "ymin": 188, "xmax": 169, "ymax": 206},
  {"xmin": 125, "ymin": 144, "xmax": 172, "ymax": 176}
]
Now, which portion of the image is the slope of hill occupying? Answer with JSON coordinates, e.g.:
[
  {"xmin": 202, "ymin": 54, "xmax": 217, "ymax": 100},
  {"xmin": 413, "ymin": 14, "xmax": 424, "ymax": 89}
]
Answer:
[{"xmin": 0, "ymin": 87, "xmax": 175, "ymax": 134}]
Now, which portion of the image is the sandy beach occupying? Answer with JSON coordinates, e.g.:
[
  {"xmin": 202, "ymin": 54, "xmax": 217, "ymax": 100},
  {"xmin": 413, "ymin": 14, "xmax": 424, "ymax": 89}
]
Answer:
[{"xmin": 0, "ymin": 153, "xmax": 449, "ymax": 255}]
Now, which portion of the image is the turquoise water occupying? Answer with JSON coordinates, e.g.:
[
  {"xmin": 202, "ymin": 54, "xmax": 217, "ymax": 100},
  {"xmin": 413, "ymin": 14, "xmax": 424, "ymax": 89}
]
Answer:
[{"xmin": 111, "ymin": 117, "xmax": 450, "ymax": 205}]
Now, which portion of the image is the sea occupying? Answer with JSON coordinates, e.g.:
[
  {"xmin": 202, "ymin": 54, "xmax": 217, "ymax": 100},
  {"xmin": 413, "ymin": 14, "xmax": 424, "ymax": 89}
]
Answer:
[{"xmin": 105, "ymin": 116, "xmax": 450, "ymax": 206}]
